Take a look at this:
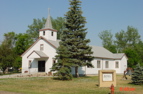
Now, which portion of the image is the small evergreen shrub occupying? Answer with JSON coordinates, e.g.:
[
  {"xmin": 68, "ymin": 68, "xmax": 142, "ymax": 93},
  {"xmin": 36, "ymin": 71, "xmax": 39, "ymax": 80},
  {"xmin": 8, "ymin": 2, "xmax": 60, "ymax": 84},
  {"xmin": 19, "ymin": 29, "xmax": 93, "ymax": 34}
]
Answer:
[{"xmin": 131, "ymin": 63, "xmax": 143, "ymax": 85}]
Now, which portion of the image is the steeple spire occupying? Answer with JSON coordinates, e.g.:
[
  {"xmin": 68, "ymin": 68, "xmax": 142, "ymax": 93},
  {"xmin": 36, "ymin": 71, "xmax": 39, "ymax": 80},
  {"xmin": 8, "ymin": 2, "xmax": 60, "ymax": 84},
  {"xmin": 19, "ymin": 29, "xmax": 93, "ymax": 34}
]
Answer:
[
  {"xmin": 39, "ymin": 9, "xmax": 57, "ymax": 41},
  {"xmin": 44, "ymin": 8, "xmax": 53, "ymax": 29}
]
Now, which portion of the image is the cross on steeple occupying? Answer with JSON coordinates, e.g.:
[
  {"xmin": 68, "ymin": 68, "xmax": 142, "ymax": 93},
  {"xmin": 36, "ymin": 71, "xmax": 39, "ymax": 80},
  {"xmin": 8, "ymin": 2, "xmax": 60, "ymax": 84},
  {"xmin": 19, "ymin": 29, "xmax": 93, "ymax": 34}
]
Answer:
[{"xmin": 48, "ymin": 8, "xmax": 50, "ymax": 16}]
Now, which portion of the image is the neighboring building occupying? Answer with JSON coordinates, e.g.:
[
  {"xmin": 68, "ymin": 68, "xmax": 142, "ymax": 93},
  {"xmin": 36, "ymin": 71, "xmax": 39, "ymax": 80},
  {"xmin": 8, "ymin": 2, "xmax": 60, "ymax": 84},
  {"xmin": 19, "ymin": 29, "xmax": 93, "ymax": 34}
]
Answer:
[{"xmin": 21, "ymin": 12, "xmax": 127, "ymax": 75}]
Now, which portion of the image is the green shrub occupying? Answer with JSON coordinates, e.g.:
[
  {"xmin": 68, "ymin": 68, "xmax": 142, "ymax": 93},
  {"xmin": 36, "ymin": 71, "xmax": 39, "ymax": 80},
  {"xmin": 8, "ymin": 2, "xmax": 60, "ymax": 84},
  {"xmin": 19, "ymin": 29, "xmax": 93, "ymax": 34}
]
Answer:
[{"xmin": 131, "ymin": 63, "xmax": 143, "ymax": 85}]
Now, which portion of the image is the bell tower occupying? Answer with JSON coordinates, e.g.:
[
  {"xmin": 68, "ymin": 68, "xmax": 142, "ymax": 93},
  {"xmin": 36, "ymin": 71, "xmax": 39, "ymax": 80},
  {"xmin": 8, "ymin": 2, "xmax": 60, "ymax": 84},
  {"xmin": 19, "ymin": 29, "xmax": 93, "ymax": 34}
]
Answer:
[{"xmin": 39, "ymin": 9, "xmax": 57, "ymax": 41}]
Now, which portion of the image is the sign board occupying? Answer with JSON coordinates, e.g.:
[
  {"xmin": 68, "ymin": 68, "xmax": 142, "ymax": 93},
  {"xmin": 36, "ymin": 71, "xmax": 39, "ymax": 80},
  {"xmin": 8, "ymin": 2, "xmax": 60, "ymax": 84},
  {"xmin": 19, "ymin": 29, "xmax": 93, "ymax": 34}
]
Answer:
[
  {"xmin": 103, "ymin": 73, "xmax": 112, "ymax": 81},
  {"xmin": 98, "ymin": 70, "xmax": 116, "ymax": 87}
]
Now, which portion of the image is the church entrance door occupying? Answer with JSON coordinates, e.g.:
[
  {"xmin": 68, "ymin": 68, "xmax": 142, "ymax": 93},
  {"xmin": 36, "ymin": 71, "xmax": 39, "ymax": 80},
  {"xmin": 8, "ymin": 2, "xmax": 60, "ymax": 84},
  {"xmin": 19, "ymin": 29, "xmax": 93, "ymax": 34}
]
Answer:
[{"xmin": 38, "ymin": 61, "xmax": 45, "ymax": 72}]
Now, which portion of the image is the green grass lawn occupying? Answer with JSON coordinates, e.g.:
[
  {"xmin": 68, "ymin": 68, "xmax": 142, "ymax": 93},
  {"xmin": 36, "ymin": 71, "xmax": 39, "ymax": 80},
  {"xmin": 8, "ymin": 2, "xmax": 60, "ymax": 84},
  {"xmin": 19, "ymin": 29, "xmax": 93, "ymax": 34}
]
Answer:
[{"xmin": 0, "ymin": 75, "xmax": 142, "ymax": 94}]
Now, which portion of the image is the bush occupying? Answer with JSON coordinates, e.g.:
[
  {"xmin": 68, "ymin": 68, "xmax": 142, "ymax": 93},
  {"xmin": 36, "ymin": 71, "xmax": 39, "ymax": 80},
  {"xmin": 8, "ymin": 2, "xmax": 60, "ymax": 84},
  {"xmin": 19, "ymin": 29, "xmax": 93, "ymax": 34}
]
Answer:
[
  {"xmin": 0, "ymin": 72, "xmax": 3, "ymax": 75},
  {"xmin": 131, "ymin": 63, "xmax": 143, "ymax": 85}
]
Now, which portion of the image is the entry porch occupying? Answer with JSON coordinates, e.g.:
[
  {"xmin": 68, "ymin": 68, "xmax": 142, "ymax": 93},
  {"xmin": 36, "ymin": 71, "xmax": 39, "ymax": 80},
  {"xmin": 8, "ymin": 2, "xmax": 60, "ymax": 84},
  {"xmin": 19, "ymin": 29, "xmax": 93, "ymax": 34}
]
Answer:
[{"xmin": 23, "ymin": 50, "xmax": 49, "ymax": 74}]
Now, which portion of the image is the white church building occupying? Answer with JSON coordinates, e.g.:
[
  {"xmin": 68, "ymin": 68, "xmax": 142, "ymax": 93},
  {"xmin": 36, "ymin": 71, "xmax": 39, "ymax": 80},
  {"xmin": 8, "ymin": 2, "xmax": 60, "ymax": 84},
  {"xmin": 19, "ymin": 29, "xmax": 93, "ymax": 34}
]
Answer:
[{"xmin": 21, "ymin": 13, "xmax": 128, "ymax": 75}]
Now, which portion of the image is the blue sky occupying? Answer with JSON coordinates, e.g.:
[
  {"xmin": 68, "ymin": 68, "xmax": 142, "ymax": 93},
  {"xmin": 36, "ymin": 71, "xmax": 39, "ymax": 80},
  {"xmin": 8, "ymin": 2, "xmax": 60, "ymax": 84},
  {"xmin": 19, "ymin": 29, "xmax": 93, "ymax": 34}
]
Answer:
[{"xmin": 0, "ymin": 0, "xmax": 143, "ymax": 46}]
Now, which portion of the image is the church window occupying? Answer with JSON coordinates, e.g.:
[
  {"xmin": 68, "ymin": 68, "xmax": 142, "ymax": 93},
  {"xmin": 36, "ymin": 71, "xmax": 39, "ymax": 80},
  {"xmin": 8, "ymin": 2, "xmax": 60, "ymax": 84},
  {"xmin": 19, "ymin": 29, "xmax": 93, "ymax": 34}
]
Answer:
[
  {"xmin": 115, "ymin": 61, "xmax": 119, "ymax": 68},
  {"xmin": 97, "ymin": 60, "xmax": 100, "ymax": 68},
  {"xmin": 29, "ymin": 60, "xmax": 32, "ymax": 68},
  {"xmin": 105, "ymin": 61, "xmax": 109, "ymax": 68},
  {"xmin": 51, "ymin": 31, "xmax": 54, "ymax": 36},
  {"xmin": 43, "ymin": 31, "xmax": 45, "ymax": 36},
  {"xmin": 40, "ymin": 44, "xmax": 44, "ymax": 51}
]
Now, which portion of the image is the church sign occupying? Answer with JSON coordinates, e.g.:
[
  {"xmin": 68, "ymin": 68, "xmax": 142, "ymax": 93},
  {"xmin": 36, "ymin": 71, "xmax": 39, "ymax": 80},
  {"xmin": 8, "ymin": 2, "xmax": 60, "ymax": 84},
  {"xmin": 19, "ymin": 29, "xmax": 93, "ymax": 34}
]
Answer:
[
  {"xmin": 98, "ymin": 70, "xmax": 116, "ymax": 87},
  {"xmin": 103, "ymin": 73, "xmax": 113, "ymax": 81}
]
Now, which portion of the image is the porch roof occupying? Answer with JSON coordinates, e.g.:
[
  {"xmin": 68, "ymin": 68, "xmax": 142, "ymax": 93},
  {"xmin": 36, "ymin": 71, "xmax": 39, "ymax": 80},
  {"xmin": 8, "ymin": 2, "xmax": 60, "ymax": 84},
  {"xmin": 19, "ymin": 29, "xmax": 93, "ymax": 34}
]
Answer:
[{"xmin": 27, "ymin": 50, "xmax": 48, "ymax": 58}]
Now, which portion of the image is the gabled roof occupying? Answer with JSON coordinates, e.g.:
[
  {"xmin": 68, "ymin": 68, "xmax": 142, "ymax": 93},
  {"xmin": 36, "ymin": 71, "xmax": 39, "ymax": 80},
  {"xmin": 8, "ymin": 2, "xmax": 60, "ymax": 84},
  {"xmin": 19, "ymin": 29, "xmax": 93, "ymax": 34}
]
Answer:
[
  {"xmin": 27, "ymin": 50, "xmax": 48, "ymax": 58},
  {"xmin": 21, "ymin": 37, "xmax": 126, "ymax": 60},
  {"xmin": 47, "ymin": 39, "xmax": 60, "ymax": 48},
  {"xmin": 91, "ymin": 46, "xmax": 126, "ymax": 59},
  {"xmin": 91, "ymin": 46, "xmax": 113, "ymax": 59},
  {"xmin": 21, "ymin": 36, "xmax": 60, "ymax": 57},
  {"xmin": 113, "ymin": 53, "xmax": 126, "ymax": 59}
]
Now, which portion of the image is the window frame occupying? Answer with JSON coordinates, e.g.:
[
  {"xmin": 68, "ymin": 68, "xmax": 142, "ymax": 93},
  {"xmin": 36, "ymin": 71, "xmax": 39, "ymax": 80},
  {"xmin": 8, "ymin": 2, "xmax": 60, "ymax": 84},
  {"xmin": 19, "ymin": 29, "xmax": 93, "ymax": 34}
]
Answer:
[
  {"xmin": 40, "ymin": 44, "xmax": 44, "ymax": 51},
  {"xmin": 29, "ymin": 60, "xmax": 32, "ymax": 68},
  {"xmin": 97, "ymin": 60, "xmax": 101, "ymax": 68},
  {"xmin": 105, "ymin": 61, "xmax": 109, "ymax": 68},
  {"xmin": 43, "ymin": 31, "xmax": 45, "ymax": 36},
  {"xmin": 51, "ymin": 31, "xmax": 54, "ymax": 36},
  {"xmin": 115, "ymin": 61, "xmax": 119, "ymax": 68}
]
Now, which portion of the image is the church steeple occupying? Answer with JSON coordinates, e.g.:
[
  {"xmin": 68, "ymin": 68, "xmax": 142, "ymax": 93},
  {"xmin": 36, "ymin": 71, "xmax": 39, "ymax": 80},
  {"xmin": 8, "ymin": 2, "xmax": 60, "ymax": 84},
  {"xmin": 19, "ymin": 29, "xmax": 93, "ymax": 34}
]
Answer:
[
  {"xmin": 39, "ymin": 9, "xmax": 57, "ymax": 41},
  {"xmin": 44, "ymin": 8, "xmax": 53, "ymax": 29}
]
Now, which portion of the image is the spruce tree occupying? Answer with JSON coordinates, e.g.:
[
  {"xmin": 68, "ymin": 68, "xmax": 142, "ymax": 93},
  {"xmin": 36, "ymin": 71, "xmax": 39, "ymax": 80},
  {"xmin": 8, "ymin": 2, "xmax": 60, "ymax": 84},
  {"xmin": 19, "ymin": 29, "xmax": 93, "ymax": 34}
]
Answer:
[
  {"xmin": 132, "ymin": 63, "xmax": 143, "ymax": 85},
  {"xmin": 51, "ymin": 45, "xmax": 73, "ymax": 80},
  {"xmin": 52, "ymin": 0, "xmax": 94, "ymax": 78}
]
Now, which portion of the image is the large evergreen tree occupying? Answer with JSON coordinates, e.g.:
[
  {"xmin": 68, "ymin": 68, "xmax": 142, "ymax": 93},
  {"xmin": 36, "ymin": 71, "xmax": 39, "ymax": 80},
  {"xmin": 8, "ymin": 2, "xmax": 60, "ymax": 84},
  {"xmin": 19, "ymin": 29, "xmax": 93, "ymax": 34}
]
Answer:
[
  {"xmin": 52, "ymin": 0, "xmax": 94, "ymax": 78},
  {"xmin": 51, "ymin": 45, "xmax": 73, "ymax": 80}
]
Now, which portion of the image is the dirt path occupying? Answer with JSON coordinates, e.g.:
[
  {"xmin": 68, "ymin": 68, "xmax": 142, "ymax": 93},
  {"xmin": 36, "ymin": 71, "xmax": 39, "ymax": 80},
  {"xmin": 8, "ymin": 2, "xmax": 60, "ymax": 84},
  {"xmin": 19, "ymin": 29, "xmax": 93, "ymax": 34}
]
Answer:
[{"xmin": 0, "ymin": 91, "xmax": 23, "ymax": 94}]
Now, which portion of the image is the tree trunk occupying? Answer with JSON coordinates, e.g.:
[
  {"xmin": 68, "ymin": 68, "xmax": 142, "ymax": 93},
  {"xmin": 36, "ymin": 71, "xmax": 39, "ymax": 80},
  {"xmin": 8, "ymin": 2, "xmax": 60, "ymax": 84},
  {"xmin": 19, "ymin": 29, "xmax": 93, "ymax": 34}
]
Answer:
[
  {"xmin": 75, "ymin": 66, "xmax": 79, "ymax": 78},
  {"xmin": 2, "ymin": 67, "xmax": 7, "ymax": 74}
]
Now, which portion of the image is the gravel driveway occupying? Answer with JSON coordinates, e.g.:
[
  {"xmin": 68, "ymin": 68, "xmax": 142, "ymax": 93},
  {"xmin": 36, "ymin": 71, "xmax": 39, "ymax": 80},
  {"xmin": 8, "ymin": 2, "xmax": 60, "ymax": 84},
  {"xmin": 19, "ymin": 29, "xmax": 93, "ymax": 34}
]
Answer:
[{"xmin": 0, "ymin": 91, "xmax": 23, "ymax": 94}]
